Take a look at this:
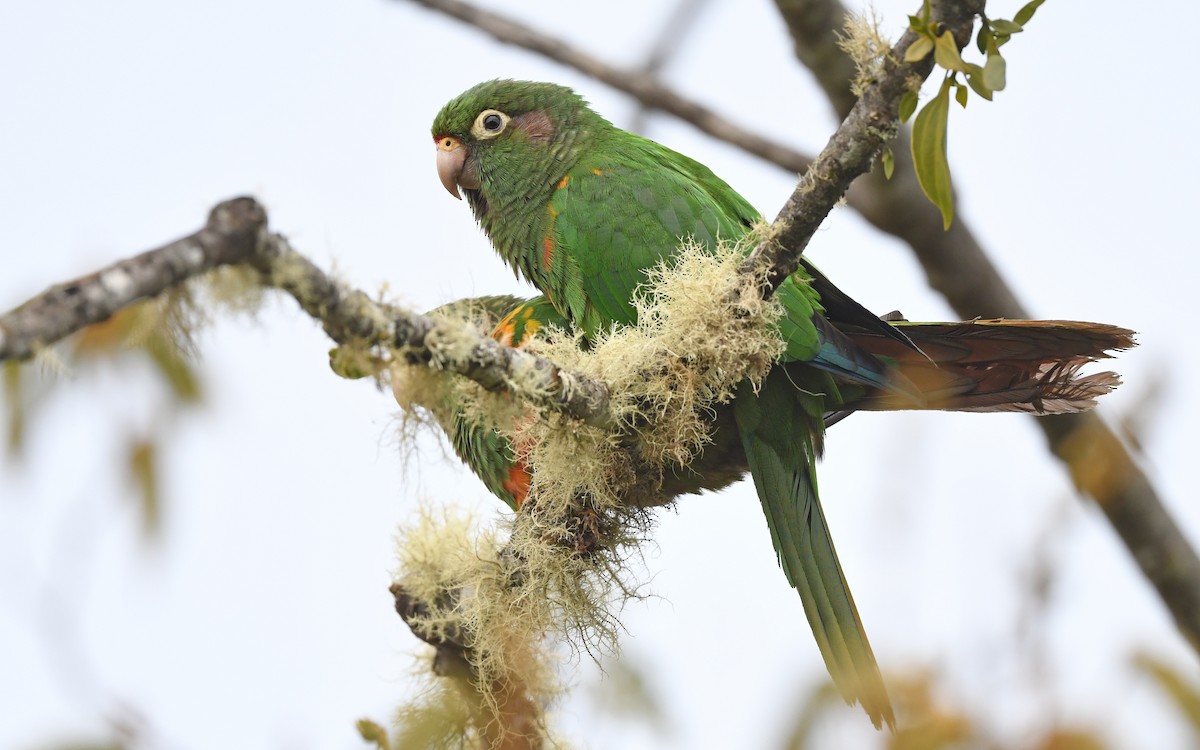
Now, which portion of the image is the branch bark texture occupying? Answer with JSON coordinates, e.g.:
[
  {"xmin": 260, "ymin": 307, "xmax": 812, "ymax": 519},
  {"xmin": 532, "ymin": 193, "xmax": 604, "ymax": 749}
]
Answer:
[
  {"xmin": 0, "ymin": 198, "xmax": 612, "ymax": 429},
  {"xmin": 0, "ymin": 200, "xmax": 266, "ymax": 361}
]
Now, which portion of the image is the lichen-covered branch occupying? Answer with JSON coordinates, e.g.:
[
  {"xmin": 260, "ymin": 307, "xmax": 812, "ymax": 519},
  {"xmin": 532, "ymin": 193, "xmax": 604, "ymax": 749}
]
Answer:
[
  {"xmin": 0, "ymin": 197, "xmax": 612, "ymax": 428},
  {"xmin": 391, "ymin": 580, "xmax": 545, "ymax": 750},
  {"xmin": 0, "ymin": 199, "xmax": 267, "ymax": 362},
  {"xmin": 739, "ymin": 0, "xmax": 983, "ymax": 292}
]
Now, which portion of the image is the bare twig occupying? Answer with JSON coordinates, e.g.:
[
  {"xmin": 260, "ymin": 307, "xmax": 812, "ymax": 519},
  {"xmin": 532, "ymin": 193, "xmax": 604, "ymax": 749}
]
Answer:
[
  {"xmin": 627, "ymin": 0, "xmax": 715, "ymax": 133},
  {"xmin": 0, "ymin": 197, "xmax": 613, "ymax": 429}
]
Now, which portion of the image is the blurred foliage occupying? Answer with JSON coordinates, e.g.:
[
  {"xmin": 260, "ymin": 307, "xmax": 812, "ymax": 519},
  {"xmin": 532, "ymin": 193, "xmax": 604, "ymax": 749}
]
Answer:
[
  {"xmin": 782, "ymin": 669, "xmax": 1111, "ymax": 750},
  {"xmin": 1115, "ymin": 372, "xmax": 1166, "ymax": 455},
  {"xmin": 72, "ymin": 293, "xmax": 202, "ymax": 403},
  {"xmin": 6, "ymin": 293, "xmax": 206, "ymax": 537},
  {"xmin": 385, "ymin": 680, "xmax": 484, "ymax": 750},
  {"xmin": 585, "ymin": 656, "xmax": 671, "ymax": 735},
  {"xmin": 5, "ymin": 359, "xmax": 25, "ymax": 456},
  {"xmin": 1135, "ymin": 652, "xmax": 1200, "ymax": 743},
  {"xmin": 126, "ymin": 436, "xmax": 159, "ymax": 536},
  {"xmin": 357, "ymin": 717, "xmax": 394, "ymax": 750}
]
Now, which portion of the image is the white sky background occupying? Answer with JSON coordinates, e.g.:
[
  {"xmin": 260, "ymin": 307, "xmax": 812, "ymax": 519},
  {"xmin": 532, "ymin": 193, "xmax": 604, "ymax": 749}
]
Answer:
[{"xmin": 1, "ymin": 1, "xmax": 1197, "ymax": 748}]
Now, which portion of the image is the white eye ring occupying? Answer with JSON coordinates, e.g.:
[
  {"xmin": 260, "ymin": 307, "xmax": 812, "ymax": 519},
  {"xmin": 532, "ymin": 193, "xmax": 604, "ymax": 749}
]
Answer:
[{"xmin": 471, "ymin": 109, "xmax": 510, "ymax": 139}]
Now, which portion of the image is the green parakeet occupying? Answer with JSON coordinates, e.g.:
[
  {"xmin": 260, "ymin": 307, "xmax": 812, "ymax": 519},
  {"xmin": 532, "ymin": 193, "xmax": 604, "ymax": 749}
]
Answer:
[{"xmin": 429, "ymin": 80, "xmax": 1133, "ymax": 728}]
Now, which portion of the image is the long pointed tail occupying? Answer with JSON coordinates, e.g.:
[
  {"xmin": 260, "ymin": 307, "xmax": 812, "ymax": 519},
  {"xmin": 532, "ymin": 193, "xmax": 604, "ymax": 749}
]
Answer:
[
  {"xmin": 734, "ymin": 372, "xmax": 894, "ymax": 729},
  {"xmin": 842, "ymin": 319, "xmax": 1135, "ymax": 414}
]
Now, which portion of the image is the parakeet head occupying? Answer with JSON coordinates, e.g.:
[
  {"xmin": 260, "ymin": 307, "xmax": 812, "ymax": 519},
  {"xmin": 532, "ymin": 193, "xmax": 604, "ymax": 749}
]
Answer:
[{"xmin": 431, "ymin": 79, "xmax": 607, "ymax": 201}]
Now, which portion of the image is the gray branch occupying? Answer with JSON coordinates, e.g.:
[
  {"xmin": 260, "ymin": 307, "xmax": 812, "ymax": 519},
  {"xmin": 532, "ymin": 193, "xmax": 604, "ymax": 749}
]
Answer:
[
  {"xmin": 0, "ymin": 200, "xmax": 266, "ymax": 361},
  {"xmin": 0, "ymin": 198, "xmax": 612, "ymax": 429}
]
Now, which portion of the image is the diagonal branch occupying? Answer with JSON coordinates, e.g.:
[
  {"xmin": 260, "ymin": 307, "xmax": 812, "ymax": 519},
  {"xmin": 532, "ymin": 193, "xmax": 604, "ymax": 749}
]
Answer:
[
  {"xmin": 740, "ymin": 0, "xmax": 982, "ymax": 291},
  {"xmin": 626, "ymin": 0, "xmax": 716, "ymax": 134},
  {"xmin": 0, "ymin": 199, "xmax": 267, "ymax": 362},
  {"xmin": 772, "ymin": 0, "xmax": 1200, "ymax": 658},
  {"xmin": 0, "ymin": 197, "xmax": 613, "ymax": 428}
]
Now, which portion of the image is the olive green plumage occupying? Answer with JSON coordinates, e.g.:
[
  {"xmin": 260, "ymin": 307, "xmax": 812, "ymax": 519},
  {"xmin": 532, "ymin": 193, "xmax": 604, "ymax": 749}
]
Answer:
[{"xmin": 430, "ymin": 79, "xmax": 1133, "ymax": 729}]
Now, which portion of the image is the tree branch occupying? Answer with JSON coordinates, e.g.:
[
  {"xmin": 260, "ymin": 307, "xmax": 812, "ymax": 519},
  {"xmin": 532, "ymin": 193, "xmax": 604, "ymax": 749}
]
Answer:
[
  {"xmin": 741, "ymin": 0, "xmax": 983, "ymax": 291},
  {"xmin": 0, "ymin": 199, "xmax": 267, "ymax": 362},
  {"xmin": 391, "ymin": 581, "xmax": 544, "ymax": 750},
  {"xmin": 0, "ymin": 197, "xmax": 613, "ymax": 429},
  {"xmin": 772, "ymin": 0, "xmax": 1200, "ymax": 657},
  {"xmin": 626, "ymin": 0, "xmax": 716, "ymax": 134}
]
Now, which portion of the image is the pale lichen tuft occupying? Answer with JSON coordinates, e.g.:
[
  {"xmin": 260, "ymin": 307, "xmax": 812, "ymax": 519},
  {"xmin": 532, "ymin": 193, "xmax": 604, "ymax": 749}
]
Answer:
[{"xmin": 838, "ymin": 9, "xmax": 892, "ymax": 96}]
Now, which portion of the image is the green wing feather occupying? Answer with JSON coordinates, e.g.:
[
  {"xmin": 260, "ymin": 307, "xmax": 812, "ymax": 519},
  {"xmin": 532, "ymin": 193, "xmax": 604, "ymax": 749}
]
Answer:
[{"xmin": 551, "ymin": 131, "xmax": 759, "ymax": 337}]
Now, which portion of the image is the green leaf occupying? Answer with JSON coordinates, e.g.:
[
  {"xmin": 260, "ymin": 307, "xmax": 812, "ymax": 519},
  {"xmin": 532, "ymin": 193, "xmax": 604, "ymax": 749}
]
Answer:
[
  {"xmin": 881, "ymin": 146, "xmax": 895, "ymax": 180},
  {"xmin": 954, "ymin": 82, "xmax": 969, "ymax": 108},
  {"xmin": 911, "ymin": 78, "xmax": 954, "ymax": 230},
  {"xmin": 145, "ymin": 333, "xmax": 201, "ymax": 403},
  {"xmin": 905, "ymin": 35, "xmax": 934, "ymax": 63},
  {"xmin": 1134, "ymin": 653, "xmax": 1200, "ymax": 730},
  {"xmin": 933, "ymin": 30, "xmax": 967, "ymax": 72},
  {"xmin": 985, "ymin": 30, "xmax": 1000, "ymax": 54},
  {"xmin": 128, "ymin": 437, "xmax": 159, "ymax": 537},
  {"xmin": 990, "ymin": 19, "xmax": 1024, "ymax": 34},
  {"xmin": 976, "ymin": 26, "xmax": 989, "ymax": 55},
  {"xmin": 357, "ymin": 719, "xmax": 393, "ymax": 750},
  {"xmin": 965, "ymin": 70, "xmax": 994, "ymax": 101},
  {"xmin": 329, "ymin": 345, "xmax": 378, "ymax": 380},
  {"xmin": 4, "ymin": 361, "xmax": 24, "ymax": 458},
  {"xmin": 984, "ymin": 50, "xmax": 1007, "ymax": 91},
  {"xmin": 899, "ymin": 90, "xmax": 920, "ymax": 122},
  {"xmin": 1014, "ymin": 0, "xmax": 1045, "ymax": 27}
]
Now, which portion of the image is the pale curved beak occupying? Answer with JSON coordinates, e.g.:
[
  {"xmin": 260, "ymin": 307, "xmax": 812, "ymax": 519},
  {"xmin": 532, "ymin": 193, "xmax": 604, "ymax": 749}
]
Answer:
[{"xmin": 435, "ymin": 136, "xmax": 467, "ymax": 200}]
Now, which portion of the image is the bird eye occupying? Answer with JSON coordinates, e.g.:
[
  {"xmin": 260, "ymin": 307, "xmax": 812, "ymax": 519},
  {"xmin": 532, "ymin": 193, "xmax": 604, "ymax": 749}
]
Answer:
[{"xmin": 471, "ymin": 109, "xmax": 510, "ymax": 139}]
